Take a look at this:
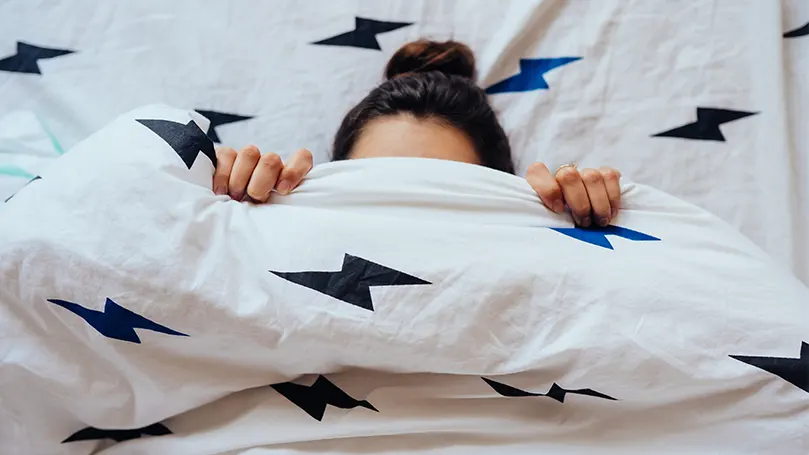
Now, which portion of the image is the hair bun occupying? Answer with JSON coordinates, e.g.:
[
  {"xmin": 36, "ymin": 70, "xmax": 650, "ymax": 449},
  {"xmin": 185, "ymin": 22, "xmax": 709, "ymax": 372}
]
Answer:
[{"xmin": 385, "ymin": 40, "xmax": 476, "ymax": 81}]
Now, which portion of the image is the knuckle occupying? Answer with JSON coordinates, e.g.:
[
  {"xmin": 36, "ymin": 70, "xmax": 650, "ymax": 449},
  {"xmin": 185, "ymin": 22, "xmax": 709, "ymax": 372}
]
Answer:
[
  {"xmin": 527, "ymin": 162, "xmax": 547, "ymax": 176},
  {"xmin": 573, "ymin": 211, "xmax": 591, "ymax": 223},
  {"xmin": 241, "ymin": 145, "xmax": 261, "ymax": 160},
  {"xmin": 594, "ymin": 206, "xmax": 611, "ymax": 218},
  {"xmin": 542, "ymin": 186, "xmax": 563, "ymax": 201},
  {"xmin": 592, "ymin": 200, "xmax": 610, "ymax": 216},
  {"xmin": 572, "ymin": 205, "xmax": 591, "ymax": 218},
  {"xmin": 581, "ymin": 169, "xmax": 602, "ymax": 185},
  {"xmin": 601, "ymin": 168, "xmax": 620, "ymax": 181},
  {"xmin": 556, "ymin": 167, "xmax": 580, "ymax": 185},
  {"xmin": 297, "ymin": 148, "xmax": 313, "ymax": 162},
  {"xmin": 217, "ymin": 147, "xmax": 237, "ymax": 160},
  {"xmin": 283, "ymin": 165, "xmax": 305, "ymax": 180},
  {"xmin": 259, "ymin": 152, "xmax": 283, "ymax": 170},
  {"xmin": 247, "ymin": 187, "xmax": 269, "ymax": 202}
]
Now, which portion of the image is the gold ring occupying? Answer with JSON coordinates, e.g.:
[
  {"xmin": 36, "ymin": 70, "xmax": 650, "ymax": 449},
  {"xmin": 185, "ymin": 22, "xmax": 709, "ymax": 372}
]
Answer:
[{"xmin": 556, "ymin": 162, "xmax": 577, "ymax": 173}]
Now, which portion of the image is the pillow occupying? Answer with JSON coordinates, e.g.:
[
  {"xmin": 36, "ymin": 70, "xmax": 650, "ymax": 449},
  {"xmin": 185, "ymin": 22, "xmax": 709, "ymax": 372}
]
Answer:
[{"xmin": 1, "ymin": 105, "xmax": 807, "ymax": 454}]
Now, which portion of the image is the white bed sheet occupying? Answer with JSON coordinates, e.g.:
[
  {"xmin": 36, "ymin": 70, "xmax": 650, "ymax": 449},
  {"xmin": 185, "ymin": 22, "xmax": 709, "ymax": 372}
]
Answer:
[{"xmin": 0, "ymin": 0, "xmax": 807, "ymax": 285}]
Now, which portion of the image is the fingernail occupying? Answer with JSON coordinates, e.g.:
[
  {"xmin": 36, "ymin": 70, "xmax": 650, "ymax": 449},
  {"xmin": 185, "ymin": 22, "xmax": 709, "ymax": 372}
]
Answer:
[
  {"xmin": 214, "ymin": 186, "xmax": 226, "ymax": 195},
  {"xmin": 580, "ymin": 216, "xmax": 591, "ymax": 227},
  {"xmin": 553, "ymin": 201, "xmax": 565, "ymax": 213},
  {"xmin": 597, "ymin": 217, "xmax": 610, "ymax": 227},
  {"xmin": 612, "ymin": 208, "xmax": 619, "ymax": 219},
  {"xmin": 230, "ymin": 192, "xmax": 243, "ymax": 201},
  {"xmin": 276, "ymin": 181, "xmax": 291, "ymax": 195}
]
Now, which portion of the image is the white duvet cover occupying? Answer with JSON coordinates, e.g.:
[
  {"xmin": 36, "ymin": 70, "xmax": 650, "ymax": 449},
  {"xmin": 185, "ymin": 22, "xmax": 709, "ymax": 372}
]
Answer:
[{"xmin": 0, "ymin": 106, "xmax": 807, "ymax": 454}]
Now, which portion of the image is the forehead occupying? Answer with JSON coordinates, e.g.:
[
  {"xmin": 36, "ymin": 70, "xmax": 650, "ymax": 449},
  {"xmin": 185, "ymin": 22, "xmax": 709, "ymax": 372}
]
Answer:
[{"xmin": 350, "ymin": 114, "xmax": 480, "ymax": 164}]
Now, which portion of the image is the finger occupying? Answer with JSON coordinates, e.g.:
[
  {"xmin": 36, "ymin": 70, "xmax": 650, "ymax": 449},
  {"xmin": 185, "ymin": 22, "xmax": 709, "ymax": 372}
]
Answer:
[
  {"xmin": 555, "ymin": 166, "xmax": 592, "ymax": 227},
  {"xmin": 525, "ymin": 162, "xmax": 565, "ymax": 213},
  {"xmin": 600, "ymin": 167, "xmax": 622, "ymax": 219},
  {"xmin": 228, "ymin": 145, "xmax": 261, "ymax": 200},
  {"xmin": 580, "ymin": 169, "xmax": 611, "ymax": 227},
  {"xmin": 246, "ymin": 152, "xmax": 284, "ymax": 203},
  {"xmin": 213, "ymin": 147, "xmax": 237, "ymax": 195},
  {"xmin": 276, "ymin": 149, "xmax": 313, "ymax": 195}
]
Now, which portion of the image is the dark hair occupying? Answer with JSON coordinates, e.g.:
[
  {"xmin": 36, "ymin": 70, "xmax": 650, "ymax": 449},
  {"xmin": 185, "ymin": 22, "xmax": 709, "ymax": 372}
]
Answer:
[{"xmin": 331, "ymin": 40, "xmax": 515, "ymax": 174}]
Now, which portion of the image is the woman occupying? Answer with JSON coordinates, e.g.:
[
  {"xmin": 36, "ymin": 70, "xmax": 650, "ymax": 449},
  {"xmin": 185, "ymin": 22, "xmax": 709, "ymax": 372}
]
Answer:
[{"xmin": 212, "ymin": 40, "xmax": 621, "ymax": 228}]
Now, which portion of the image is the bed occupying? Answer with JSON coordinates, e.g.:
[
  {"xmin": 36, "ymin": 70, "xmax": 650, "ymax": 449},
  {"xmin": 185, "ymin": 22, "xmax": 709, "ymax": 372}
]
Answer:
[
  {"xmin": 0, "ymin": 1, "xmax": 808, "ymax": 454},
  {"xmin": 1, "ymin": 0, "xmax": 807, "ymax": 284}
]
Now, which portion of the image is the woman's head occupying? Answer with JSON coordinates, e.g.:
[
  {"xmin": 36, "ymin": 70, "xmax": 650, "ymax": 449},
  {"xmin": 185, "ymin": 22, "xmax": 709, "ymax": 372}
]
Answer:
[{"xmin": 332, "ymin": 40, "xmax": 515, "ymax": 174}]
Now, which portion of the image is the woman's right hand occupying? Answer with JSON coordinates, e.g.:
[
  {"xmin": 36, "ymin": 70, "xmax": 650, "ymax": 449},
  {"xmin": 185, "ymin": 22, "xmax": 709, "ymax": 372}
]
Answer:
[{"xmin": 213, "ymin": 146, "xmax": 313, "ymax": 203}]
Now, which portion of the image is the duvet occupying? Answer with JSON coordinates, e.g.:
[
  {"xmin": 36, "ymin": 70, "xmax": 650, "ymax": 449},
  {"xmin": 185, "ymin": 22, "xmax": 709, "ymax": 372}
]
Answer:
[{"xmin": 1, "ymin": 106, "xmax": 807, "ymax": 455}]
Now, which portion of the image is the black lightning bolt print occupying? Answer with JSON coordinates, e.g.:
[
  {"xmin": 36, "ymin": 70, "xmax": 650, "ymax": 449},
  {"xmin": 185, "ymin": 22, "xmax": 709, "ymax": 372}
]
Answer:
[
  {"xmin": 482, "ymin": 377, "xmax": 617, "ymax": 403},
  {"xmin": 194, "ymin": 109, "xmax": 253, "ymax": 143},
  {"xmin": 269, "ymin": 253, "xmax": 431, "ymax": 311},
  {"xmin": 62, "ymin": 423, "xmax": 171, "ymax": 443},
  {"xmin": 784, "ymin": 21, "xmax": 809, "ymax": 38},
  {"xmin": 312, "ymin": 17, "xmax": 413, "ymax": 50},
  {"xmin": 730, "ymin": 342, "xmax": 809, "ymax": 394},
  {"xmin": 136, "ymin": 118, "xmax": 217, "ymax": 169},
  {"xmin": 47, "ymin": 297, "xmax": 188, "ymax": 344},
  {"xmin": 652, "ymin": 107, "xmax": 758, "ymax": 142},
  {"xmin": 0, "ymin": 41, "xmax": 74, "ymax": 74},
  {"xmin": 271, "ymin": 375, "xmax": 378, "ymax": 421}
]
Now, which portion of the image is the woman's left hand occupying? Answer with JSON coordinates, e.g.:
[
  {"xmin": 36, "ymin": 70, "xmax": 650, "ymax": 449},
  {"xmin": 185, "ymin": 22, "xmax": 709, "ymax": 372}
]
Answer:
[{"xmin": 525, "ymin": 163, "xmax": 622, "ymax": 228}]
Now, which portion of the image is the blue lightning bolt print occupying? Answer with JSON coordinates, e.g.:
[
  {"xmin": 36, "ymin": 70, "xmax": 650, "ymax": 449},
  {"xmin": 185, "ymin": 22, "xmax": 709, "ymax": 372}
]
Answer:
[
  {"xmin": 549, "ymin": 225, "xmax": 660, "ymax": 250},
  {"xmin": 47, "ymin": 297, "xmax": 188, "ymax": 344},
  {"xmin": 485, "ymin": 57, "xmax": 581, "ymax": 94}
]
